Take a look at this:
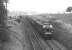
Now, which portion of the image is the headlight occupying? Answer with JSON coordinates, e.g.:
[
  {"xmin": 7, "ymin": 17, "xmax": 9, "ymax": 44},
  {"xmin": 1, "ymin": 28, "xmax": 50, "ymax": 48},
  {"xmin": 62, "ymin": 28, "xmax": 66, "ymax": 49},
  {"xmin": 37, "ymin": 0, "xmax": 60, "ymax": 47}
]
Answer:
[{"xmin": 50, "ymin": 25, "xmax": 53, "ymax": 28}]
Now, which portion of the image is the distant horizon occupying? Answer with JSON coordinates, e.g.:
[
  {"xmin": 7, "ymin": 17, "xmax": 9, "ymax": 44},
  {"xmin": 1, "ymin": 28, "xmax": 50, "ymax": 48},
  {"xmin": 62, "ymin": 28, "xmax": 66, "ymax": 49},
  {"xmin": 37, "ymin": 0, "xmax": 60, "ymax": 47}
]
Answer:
[
  {"xmin": 8, "ymin": 0, "xmax": 72, "ymax": 13},
  {"xmin": 9, "ymin": 10, "xmax": 72, "ymax": 14}
]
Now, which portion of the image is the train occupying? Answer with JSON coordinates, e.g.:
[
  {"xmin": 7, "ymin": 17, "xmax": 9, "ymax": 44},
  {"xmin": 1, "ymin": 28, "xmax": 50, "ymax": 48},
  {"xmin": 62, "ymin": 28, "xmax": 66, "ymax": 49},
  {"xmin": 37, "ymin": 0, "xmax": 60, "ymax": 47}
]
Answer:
[
  {"xmin": 41, "ymin": 22, "xmax": 54, "ymax": 40},
  {"xmin": 35, "ymin": 19, "xmax": 54, "ymax": 40},
  {"xmin": 26, "ymin": 17, "xmax": 54, "ymax": 40}
]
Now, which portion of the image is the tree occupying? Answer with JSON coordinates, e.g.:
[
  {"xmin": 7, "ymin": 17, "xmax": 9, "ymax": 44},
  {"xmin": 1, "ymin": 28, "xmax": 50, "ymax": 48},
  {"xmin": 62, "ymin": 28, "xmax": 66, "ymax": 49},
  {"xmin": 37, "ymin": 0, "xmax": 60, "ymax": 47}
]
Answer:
[
  {"xmin": 66, "ymin": 7, "xmax": 72, "ymax": 12},
  {"xmin": 0, "ymin": 0, "xmax": 10, "ymax": 42}
]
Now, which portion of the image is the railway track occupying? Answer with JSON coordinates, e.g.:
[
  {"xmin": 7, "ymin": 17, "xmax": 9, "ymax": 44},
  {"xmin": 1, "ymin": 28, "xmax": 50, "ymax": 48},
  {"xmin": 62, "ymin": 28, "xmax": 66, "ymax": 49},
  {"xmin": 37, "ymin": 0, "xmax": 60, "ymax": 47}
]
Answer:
[
  {"xmin": 25, "ymin": 16, "xmax": 68, "ymax": 50},
  {"xmin": 45, "ymin": 40, "xmax": 67, "ymax": 50},
  {"xmin": 22, "ymin": 17, "xmax": 47, "ymax": 50},
  {"xmin": 21, "ymin": 18, "xmax": 34, "ymax": 50},
  {"xmin": 6, "ymin": 16, "xmax": 68, "ymax": 50},
  {"xmin": 25, "ymin": 17, "xmax": 49, "ymax": 50}
]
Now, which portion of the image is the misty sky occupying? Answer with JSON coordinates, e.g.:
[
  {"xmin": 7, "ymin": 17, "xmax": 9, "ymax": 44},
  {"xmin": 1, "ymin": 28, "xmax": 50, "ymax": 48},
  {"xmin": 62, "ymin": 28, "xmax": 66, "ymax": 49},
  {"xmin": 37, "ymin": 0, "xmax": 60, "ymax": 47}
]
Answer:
[{"xmin": 8, "ymin": 0, "xmax": 72, "ymax": 13}]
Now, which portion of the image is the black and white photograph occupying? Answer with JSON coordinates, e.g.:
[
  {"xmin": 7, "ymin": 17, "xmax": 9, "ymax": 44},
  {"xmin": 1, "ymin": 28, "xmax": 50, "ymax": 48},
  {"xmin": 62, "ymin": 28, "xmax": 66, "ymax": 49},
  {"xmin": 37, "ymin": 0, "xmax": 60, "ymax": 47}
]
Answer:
[{"xmin": 0, "ymin": 0, "xmax": 72, "ymax": 50}]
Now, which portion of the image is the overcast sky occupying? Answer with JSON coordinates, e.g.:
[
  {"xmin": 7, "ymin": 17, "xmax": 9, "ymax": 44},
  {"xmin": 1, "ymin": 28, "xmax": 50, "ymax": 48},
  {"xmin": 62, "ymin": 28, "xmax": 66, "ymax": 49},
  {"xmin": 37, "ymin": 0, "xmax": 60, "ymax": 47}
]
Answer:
[{"xmin": 8, "ymin": 0, "xmax": 72, "ymax": 13}]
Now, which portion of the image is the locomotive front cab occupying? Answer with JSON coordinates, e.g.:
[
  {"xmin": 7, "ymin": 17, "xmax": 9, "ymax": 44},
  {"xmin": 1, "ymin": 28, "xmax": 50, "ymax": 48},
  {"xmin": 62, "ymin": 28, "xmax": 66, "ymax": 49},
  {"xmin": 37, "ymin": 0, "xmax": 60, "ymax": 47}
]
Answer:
[{"xmin": 42, "ymin": 23, "xmax": 54, "ymax": 40}]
